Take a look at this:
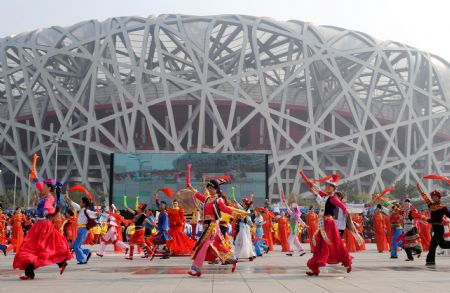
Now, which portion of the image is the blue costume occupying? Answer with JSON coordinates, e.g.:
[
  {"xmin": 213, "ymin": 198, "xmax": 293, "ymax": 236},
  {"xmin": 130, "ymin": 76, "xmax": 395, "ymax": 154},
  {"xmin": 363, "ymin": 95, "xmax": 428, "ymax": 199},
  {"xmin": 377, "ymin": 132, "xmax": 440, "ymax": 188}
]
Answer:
[{"xmin": 254, "ymin": 214, "xmax": 269, "ymax": 256}]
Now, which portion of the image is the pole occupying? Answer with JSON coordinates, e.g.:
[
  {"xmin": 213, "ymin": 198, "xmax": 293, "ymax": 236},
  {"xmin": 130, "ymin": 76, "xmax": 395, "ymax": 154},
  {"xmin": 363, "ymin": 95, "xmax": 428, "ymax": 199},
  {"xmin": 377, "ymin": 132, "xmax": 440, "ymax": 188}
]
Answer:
[
  {"xmin": 54, "ymin": 139, "xmax": 59, "ymax": 180},
  {"xmin": 13, "ymin": 172, "xmax": 17, "ymax": 210},
  {"xmin": 28, "ymin": 174, "xmax": 31, "ymax": 208}
]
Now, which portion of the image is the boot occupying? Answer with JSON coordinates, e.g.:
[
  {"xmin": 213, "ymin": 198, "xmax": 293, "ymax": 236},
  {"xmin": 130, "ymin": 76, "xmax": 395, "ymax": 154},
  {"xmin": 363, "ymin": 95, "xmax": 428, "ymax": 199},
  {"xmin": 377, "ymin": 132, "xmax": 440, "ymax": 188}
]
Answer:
[{"xmin": 125, "ymin": 246, "xmax": 134, "ymax": 260}]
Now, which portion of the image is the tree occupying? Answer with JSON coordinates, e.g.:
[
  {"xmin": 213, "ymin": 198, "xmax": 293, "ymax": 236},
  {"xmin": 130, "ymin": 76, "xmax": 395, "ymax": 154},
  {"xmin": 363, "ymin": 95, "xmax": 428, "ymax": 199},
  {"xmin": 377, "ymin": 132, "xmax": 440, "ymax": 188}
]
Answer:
[{"xmin": 389, "ymin": 181, "xmax": 419, "ymax": 201}]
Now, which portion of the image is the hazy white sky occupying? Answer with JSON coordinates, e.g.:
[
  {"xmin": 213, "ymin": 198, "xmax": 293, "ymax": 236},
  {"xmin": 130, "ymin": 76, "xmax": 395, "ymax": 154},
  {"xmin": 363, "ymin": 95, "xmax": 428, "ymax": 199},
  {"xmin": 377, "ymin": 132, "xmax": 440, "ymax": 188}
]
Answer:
[{"xmin": 1, "ymin": 0, "xmax": 449, "ymax": 61}]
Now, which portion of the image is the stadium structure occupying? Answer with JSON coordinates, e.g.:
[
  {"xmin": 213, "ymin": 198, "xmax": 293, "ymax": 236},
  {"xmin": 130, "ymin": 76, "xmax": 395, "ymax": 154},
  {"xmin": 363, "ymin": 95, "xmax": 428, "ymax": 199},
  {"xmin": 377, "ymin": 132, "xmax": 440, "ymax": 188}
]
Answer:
[{"xmin": 1, "ymin": 14, "xmax": 450, "ymax": 202}]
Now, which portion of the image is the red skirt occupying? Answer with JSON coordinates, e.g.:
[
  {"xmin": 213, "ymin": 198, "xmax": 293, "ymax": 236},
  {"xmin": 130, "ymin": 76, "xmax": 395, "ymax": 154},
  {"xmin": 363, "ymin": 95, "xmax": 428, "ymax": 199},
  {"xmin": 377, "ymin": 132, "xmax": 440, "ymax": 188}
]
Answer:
[
  {"xmin": 129, "ymin": 228, "xmax": 145, "ymax": 245},
  {"xmin": 166, "ymin": 227, "xmax": 195, "ymax": 255},
  {"xmin": 13, "ymin": 220, "xmax": 72, "ymax": 270},
  {"xmin": 307, "ymin": 217, "xmax": 352, "ymax": 272}
]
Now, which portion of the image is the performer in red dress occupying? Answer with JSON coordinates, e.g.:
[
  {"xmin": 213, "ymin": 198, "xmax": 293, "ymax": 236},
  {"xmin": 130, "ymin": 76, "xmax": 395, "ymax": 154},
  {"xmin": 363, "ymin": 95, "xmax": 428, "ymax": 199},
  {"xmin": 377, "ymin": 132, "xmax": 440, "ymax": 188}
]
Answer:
[
  {"xmin": 277, "ymin": 211, "xmax": 290, "ymax": 252},
  {"xmin": 13, "ymin": 155, "xmax": 72, "ymax": 280},
  {"xmin": 166, "ymin": 200, "xmax": 195, "ymax": 255},
  {"xmin": 125, "ymin": 203, "xmax": 153, "ymax": 260},
  {"xmin": 301, "ymin": 172, "xmax": 355, "ymax": 276},
  {"xmin": 373, "ymin": 204, "xmax": 389, "ymax": 252},
  {"xmin": 187, "ymin": 180, "xmax": 246, "ymax": 277},
  {"xmin": 262, "ymin": 209, "xmax": 275, "ymax": 251},
  {"xmin": 10, "ymin": 208, "xmax": 26, "ymax": 252},
  {"xmin": 305, "ymin": 206, "xmax": 318, "ymax": 252}
]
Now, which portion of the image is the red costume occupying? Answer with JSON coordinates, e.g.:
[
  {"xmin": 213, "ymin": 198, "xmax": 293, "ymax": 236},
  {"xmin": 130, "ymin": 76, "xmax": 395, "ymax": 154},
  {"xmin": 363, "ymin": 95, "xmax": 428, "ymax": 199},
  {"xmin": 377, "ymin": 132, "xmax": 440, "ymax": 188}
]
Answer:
[
  {"xmin": 373, "ymin": 210, "xmax": 389, "ymax": 252},
  {"xmin": 383, "ymin": 213, "xmax": 392, "ymax": 251},
  {"xmin": 0, "ymin": 212, "xmax": 7, "ymax": 245},
  {"xmin": 262, "ymin": 212, "xmax": 274, "ymax": 251},
  {"xmin": 353, "ymin": 214, "xmax": 365, "ymax": 251},
  {"xmin": 306, "ymin": 190, "xmax": 353, "ymax": 275},
  {"xmin": 418, "ymin": 211, "xmax": 431, "ymax": 251},
  {"xmin": 106, "ymin": 210, "xmax": 129, "ymax": 252},
  {"xmin": 305, "ymin": 210, "xmax": 318, "ymax": 252},
  {"xmin": 10, "ymin": 213, "xmax": 25, "ymax": 252},
  {"xmin": 277, "ymin": 216, "xmax": 290, "ymax": 252},
  {"xmin": 167, "ymin": 207, "xmax": 195, "ymax": 255}
]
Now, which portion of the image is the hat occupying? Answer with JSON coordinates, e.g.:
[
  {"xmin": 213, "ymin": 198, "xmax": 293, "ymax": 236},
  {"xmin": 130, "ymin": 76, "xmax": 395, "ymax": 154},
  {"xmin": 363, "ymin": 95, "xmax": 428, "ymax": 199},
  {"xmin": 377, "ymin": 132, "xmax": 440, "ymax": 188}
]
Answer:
[
  {"xmin": 43, "ymin": 179, "xmax": 63, "ymax": 187},
  {"xmin": 207, "ymin": 179, "xmax": 220, "ymax": 190},
  {"xmin": 431, "ymin": 190, "xmax": 441, "ymax": 199}
]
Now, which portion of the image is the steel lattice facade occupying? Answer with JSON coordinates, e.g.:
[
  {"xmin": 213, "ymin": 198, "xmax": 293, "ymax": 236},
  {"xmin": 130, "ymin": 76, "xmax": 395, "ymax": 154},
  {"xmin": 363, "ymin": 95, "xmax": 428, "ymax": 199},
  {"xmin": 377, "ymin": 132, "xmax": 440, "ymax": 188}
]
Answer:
[{"xmin": 1, "ymin": 14, "xmax": 450, "ymax": 201}]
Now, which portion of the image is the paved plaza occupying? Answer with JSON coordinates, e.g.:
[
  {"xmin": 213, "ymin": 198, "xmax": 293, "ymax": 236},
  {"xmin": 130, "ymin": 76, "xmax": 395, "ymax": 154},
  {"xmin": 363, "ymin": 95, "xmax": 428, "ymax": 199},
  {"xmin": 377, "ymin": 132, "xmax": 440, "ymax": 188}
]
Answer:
[{"xmin": 1, "ymin": 243, "xmax": 450, "ymax": 292}]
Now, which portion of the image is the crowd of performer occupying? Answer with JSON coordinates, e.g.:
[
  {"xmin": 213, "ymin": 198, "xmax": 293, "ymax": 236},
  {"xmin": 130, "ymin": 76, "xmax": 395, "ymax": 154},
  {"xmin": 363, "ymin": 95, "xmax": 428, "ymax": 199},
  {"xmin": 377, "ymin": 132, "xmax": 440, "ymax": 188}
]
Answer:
[{"xmin": 2, "ymin": 154, "xmax": 450, "ymax": 279}]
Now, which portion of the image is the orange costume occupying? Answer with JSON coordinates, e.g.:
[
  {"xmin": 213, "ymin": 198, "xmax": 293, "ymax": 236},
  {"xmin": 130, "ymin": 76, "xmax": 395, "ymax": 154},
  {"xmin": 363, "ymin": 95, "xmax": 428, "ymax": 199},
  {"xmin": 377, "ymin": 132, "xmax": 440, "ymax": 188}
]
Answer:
[
  {"xmin": 373, "ymin": 210, "xmax": 389, "ymax": 252},
  {"xmin": 344, "ymin": 228, "xmax": 356, "ymax": 252},
  {"xmin": 262, "ymin": 212, "xmax": 274, "ymax": 251},
  {"xmin": 51, "ymin": 212, "xmax": 65, "ymax": 233},
  {"xmin": 384, "ymin": 214, "xmax": 391, "ymax": 251},
  {"xmin": 417, "ymin": 211, "xmax": 432, "ymax": 251},
  {"xmin": 10, "ymin": 213, "xmax": 26, "ymax": 252},
  {"xmin": 166, "ymin": 207, "xmax": 195, "ymax": 255},
  {"xmin": 305, "ymin": 210, "xmax": 318, "ymax": 252},
  {"xmin": 277, "ymin": 216, "xmax": 290, "ymax": 252},
  {"xmin": 0, "ymin": 212, "xmax": 7, "ymax": 245},
  {"xmin": 64, "ymin": 212, "xmax": 78, "ymax": 244}
]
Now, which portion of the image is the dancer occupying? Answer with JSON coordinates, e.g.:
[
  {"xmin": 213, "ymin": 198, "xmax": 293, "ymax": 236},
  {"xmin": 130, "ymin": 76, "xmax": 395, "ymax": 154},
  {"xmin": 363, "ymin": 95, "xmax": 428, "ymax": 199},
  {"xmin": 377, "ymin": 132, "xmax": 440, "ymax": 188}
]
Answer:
[
  {"xmin": 149, "ymin": 198, "xmax": 172, "ymax": 259},
  {"xmin": 96, "ymin": 211, "xmax": 129, "ymax": 257},
  {"xmin": 416, "ymin": 182, "xmax": 450, "ymax": 265},
  {"xmin": 353, "ymin": 213, "xmax": 366, "ymax": 251},
  {"xmin": 187, "ymin": 179, "xmax": 246, "ymax": 277},
  {"xmin": 300, "ymin": 171, "xmax": 355, "ymax": 276},
  {"xmin": 400, "ymin": 199, "xmax": 422, "ymax": 261},
  {"xmin": 262, "ymin": 207, "xmax": 275, "ymax": 251},
  {"xmin": 10, "ymin": 207, "xmax": 26, "ymax": 252},
  {"xmin": 373, "ymin": 204, "xmax": 389, "ymax": 253},
  {"xmin": 305, "ymin": 206, "xmax": 318, "ymax": 252},
  {"xmin": 390, "ymin": 203, "xmax": 403, "ymax": 259},
  {"xmin": 166, "ymin": 199, "xmax": 195, "ymax": 255},
  {"xmin": 417, "ymin": 210, "xmax": 432, "ymax": 252},
  {"xmin": 65, "ymin": 195, "xmax": 99, "ymax": 264},
  {"xmin": 125, "ymin": 203, "xmax": 154, "ymax": 260},
  {"xmin": 0, "ymin": 209, "xmax": 7, "ymax": 246},
  {"xmin": 283, "ymin": 201, "xmax": 307, "ymax": 256},
  {"xmin": 234, "ymin": 196, "xmax": 256, "ymax": 261},
  {"xmin": 105, "ymin": 204, "xmax": 129, "ymax": 253},
  {"xmin": 254, "ymin": 208, "xmax": 269, "ymax": 256},
  {"xmin": 13, "ymin": 155, "xmax": 71, "ymax": 280},
  {"xmin": 277, "ymin": 211, "xmax": 290, "ymax": 252}
]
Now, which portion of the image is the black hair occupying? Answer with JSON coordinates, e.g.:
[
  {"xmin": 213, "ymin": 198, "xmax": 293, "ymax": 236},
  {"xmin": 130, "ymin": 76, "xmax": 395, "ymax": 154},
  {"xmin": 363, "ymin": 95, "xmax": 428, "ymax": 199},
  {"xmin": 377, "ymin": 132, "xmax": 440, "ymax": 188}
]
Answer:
[
  {"xmin": 66, "ymin": 208, "xmax": 74, "ymax": 217},
  {"xmin": 404, "ymin": 199, "xmax": 411, "ymax": 203},
  {"xmin": 81, "ymin": 197, "xmax": 90, "ymax": 207},
  {"xmin": 377, "ymin": 204, "xmax": 382, "ymax": 209},
  {"xmin": 207, "ymin": 179, "xmax": 221, "ymax": 193},
  {"xmin": 46, "ymin": 184, "xmax": 56, "ymax": 192}
]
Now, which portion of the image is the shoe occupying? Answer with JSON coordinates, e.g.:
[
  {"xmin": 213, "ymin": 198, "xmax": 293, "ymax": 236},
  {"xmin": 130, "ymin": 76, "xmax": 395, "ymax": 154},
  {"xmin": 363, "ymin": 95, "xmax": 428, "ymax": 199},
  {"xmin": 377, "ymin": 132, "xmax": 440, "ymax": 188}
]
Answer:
[
  {"xmin": 426, "ymin": 262, "xmax": 436, "ymax": 266},
  {"xmin": 125, "ymin": 257, "xmax": 133, "ymax": 260},
  {"xmin": 124, "ymin": 248, "xmax": 129, "ymax": 255},
  {"xmin": 96, "ymin": 253, "xmax": 103, "ymax": 258},
  {"xmin": 286, "ymin": 253, "xmax": 293, "ymax": 256},
  {"xmin": 405, "ymin": 258, "xmax": 413, "ymax": 261},
  {"xmin": 187, "ymin": 270, "xmax": 201, "ymax": 277},
  {"xmin": 1, "ymin": 248, "xmax": 6, "ymax": 256},
  {"xmin": 160, "ymin": 255, "xmax": 170, "ymax": 259},
  {"xmin": 264, "ymin": 247, "xmax": 270, "ymax": 254},
  {"xmin": 20, "ymin": 275, "xmax": 34, "ymax": 280},
  {"xmin": 306, "ymin": 271, "xmax": 319, "ymax": 276},
  {"xmin": 86, "ymin": 252, "xmax": 92, "ymax": 263},
  {"xmin": 346, "ymin": 263, "xmax": 352, "ymax": 273},
  {"xmin": 141, "ymin": 255, "xmax": 149, "ymax": 258},
  {"xmin": 59, "ymin": 261, "xmax": 68, "ymax": 275},
  {"xmin": 231, "ymin": 260, "xmax": 238, "ymax": 273},
  {"xmin": 417, "ymin": 253, "xmax": 421, "ymax": 258},
  {"xmin": 390, "ymin": 256, "xmax": 398, "ymax": 259},
  {"xmin": 76, "ymin": 262, "xmax": 87, "ymax": 265},
  {"xmin": 249, "ymin": 257, "xmax": 254, "ymax": 261},
  {"xmin": 299, "ymin": 251, "xmax": 306, "ymax": 257}
]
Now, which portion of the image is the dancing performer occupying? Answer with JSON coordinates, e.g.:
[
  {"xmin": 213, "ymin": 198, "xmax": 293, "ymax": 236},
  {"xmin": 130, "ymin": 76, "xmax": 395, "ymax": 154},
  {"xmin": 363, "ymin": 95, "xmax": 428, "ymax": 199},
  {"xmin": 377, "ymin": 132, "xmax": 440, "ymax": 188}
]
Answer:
[
  {"xmin": 187, "ymin": 179, "xmax": 246, "ymax": 277},
  {"xmin": 400, "ymin": 199, "xmax": 422, "ymax": 261},
  {"xmin": 416, "ymin": 182, "xmax": 450, "ymax": 265},
  {"xmin": 125, "ymin": 203, "xmax": 153, "ymax": 260},
  {"xmin": 277, "ymin": 211, "xmax": 290, "ymax": 252},
  {"xmin": 353, "ymin": 213, "xmax": 366, "ymax": 251},
  {"xmin": 305, "ymin": 206, "xmax": 318, "ymax": 252},
  {"xmin": 166, "ymin": 199, "xmax": 195, "ymax": 255},
  {"xmin": 234, "ymin": 196, "xmax": 256, "ymax": 261},
  {"xmin": 418, "ymin": 210, "xmax": 432, "ymax": 252},
  {"xmin": 300, "ymin": 171, "xmax": 355, "ymax": 276},
  {"xmin": 283, "ymin": 201, "xmax": 307, "ymax": 256},
  {"xmin": 262, "ymin": 207, "xmax": 274, "ymax": 251},
  {"xmin": 373, "ymin": 204, "xmax": 389, "ymax": 253},
  {"xmin": 65, "ymin": 195, "xmax": 98, "ymax": 264},
  {"xmin": 96, "ymin": 212, "xmax": 129, "ymax": 257},
  {"xmin": 254, "ymin": 208, "xmax": 269, "ymax": 256},
  {"xmin": 13, "ymin": 155, "xmax": 71, "ymax": 280},
  {"xmin": 149, "ymin": 198, "xmax": 172, "ymax": 259},
  {"xmin": 10, "ymin": 207, "xmax": 26, "ymax": 252},
  {"xmin": 390, "ymin": 203, "xmax": 403, "ymax": 259},
  {"xmin": 105, "ymin": 204, "xmax": 129, "ymax": 253},
  {"xmin": 0, "ymin": 209, "xmax": 7, "ymax": 246}
]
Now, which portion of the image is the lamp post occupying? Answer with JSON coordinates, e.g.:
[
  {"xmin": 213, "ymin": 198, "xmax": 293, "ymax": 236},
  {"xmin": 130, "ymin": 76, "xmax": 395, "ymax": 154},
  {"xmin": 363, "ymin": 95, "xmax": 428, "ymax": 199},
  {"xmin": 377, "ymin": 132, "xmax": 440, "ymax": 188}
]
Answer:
[
  {"xmin": 13, "ymin": 172, "xmax": 17, "ymax": 210},
  {"xmin": 52, "ymin": 135, "xmax": 62, "ymax": 180}
]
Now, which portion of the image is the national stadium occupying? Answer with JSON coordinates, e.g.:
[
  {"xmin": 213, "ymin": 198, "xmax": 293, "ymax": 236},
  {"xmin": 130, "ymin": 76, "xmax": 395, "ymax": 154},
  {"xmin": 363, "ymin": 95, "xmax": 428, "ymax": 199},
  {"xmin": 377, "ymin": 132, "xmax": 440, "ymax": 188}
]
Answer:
[{"xmin": 1, "ymin": 14, "xmax": 450, "ymax": 202}]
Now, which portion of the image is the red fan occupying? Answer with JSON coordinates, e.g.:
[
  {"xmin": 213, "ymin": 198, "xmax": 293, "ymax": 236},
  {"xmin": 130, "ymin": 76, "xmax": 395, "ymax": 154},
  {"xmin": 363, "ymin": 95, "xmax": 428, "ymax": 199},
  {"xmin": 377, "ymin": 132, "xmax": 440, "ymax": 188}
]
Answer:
[
  {"xmin": 281, "ymin": 191, "xmax": 286, "ymax": 202},
  {"xmin": 68, "ymin": 185, "xmax": 94, "ymax": 201},
  {"xmin": 159, "ymin": 187, "xmax": 174, "ymax": 198},
  {"xmin": 423, "ymin": 174, "xmax": 450, "ymax": 181},
  {"xmin": 186, "ymin": 163, "xmax": 192, "ymax": 186},
  {"xmin": 299, "ymin": 170, "xmax": 313, "ymax": 188},
  {"xmin": 314, "ymin": 174, "xmax": 340, "ymax": 184},
  {"xmin": 375, "ymin": 187, "xmax": 394, "ymax": 201}
]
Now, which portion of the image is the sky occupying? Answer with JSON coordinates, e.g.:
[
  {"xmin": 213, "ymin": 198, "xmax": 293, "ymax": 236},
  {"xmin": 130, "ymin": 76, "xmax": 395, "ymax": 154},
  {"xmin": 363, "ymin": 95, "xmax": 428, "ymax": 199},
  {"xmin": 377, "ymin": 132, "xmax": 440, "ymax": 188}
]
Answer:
[{"xmin": 0, "ymin": 0, "xmax": 449, "ymax": 61}]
